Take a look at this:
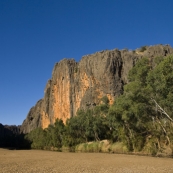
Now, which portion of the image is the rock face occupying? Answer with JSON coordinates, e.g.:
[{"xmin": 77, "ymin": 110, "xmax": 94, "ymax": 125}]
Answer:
[
  {"xmin": 0, "ymin": 124, "xmax": 20, "ymax": 136},
  {"xmin": 20, "ymin": 45, "xmax": 173, "ymax": 133}
]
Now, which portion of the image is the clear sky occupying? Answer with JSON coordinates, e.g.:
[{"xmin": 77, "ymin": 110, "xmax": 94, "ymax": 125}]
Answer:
[{"xmin": 1, "ymin": 0, "xmax": 173, "ymax": 125}]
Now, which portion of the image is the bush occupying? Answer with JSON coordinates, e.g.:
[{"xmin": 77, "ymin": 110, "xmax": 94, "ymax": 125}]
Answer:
[
  {"xmin": 140, "ymin": 46, "xmax": 147, "ymax": 52},
  {"xmin": 109, "ymin": 142, "xmax": 128, "ymax": 153}
]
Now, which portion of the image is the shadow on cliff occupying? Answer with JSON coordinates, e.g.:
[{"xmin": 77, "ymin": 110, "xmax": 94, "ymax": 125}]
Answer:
[
  {"xmin": 0, "ymin": 133, "xmax": 32, "ymax": 150},
  {"xmin": 0, "ymin": 123, "xmax": 32, "ymax": 150}
]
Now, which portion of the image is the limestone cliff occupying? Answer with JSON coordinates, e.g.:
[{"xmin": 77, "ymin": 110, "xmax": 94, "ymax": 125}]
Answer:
[{"xmin": 21, "ymin": 44, "xmax": 173, "ymax": 133}]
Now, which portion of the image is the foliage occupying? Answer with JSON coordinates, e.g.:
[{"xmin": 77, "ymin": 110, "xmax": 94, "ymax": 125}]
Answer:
[
  {"xmin": 25, "ymin": 119, "xmax": 65, "ymax": 150},
  {"xmin": 140, "ymin": 46, "xmax": 147, "ymax": 52},
  {"xmin": 101, "ymin": 96, "xmax": 109, "ymax": 105},
  {"xmin": 108, "ymin": 55, "xmax": 173, "ymax": 153}
]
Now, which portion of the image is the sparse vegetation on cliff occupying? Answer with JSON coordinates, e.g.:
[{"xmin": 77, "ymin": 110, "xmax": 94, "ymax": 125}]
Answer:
[{"xmin": 140, "ymin": 45, "xmax": 147, "ymax": 52}]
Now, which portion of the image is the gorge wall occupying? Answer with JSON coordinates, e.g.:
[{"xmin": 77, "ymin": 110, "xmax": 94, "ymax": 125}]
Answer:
[{"xmin": 20, "ymin": 45, "xmax": 173, "ymax": 133}]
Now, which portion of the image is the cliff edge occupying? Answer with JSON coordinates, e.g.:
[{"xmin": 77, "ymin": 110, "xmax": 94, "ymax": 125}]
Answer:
[{"xmin": 20, "ymin": 45, "xmax": 173, "ymax": 133}]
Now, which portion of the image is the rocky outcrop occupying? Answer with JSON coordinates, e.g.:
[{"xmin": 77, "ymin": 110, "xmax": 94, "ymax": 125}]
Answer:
[
  {"xmin": 21, "ymin": 44, "xmax": 173, "ymax": 133},
  {"xmin": 0, "ymin": 124, "xmax": 20, "ymax": 136},
  {"xmin": 20, "ymin": 100, "xmax": 43, "ymax": 133}
]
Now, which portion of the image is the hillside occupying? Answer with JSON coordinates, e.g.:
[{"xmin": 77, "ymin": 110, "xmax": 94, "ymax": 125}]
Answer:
[{"xmin": 20, "ymin": 44, "xmax": 173, "ymax": 133}]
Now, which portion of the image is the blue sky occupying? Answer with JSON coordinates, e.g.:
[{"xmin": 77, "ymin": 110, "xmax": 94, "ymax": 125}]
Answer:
[{"xmin": 1, "ymin": 0, "xmax": 173, "ymax": 125}]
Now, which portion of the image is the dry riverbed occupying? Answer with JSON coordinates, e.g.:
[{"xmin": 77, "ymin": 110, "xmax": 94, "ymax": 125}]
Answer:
[{"xmin": 0, "ymin": 148, "xmax": 173, "ymax": 173}]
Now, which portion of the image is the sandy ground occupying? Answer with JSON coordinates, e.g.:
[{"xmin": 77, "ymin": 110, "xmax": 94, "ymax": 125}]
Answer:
[{"xmin": 0, "ymin": 148, "xmax": 173, "ymax": 173}]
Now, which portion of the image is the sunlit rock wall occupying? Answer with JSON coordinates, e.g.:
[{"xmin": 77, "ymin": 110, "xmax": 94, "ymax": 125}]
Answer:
[{"xmin": 21, "ymin": 45, "xmax": 173, "ymax": 133}]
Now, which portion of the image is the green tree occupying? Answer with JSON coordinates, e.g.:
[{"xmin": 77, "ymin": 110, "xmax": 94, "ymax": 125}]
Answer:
[
  {"xmin": 26, "ymin": 127, "xmax": 46, "ymax": 149},
  {"xmin": 147, "ymin": 55, "xmax": 173, "ymax": 146},
  {"xmin": 108, "ymin": 57, "xmax": 153, "ymax": 151}
]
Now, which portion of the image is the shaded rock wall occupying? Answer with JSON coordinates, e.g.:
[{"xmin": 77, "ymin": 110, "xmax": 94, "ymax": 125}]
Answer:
[
  {"xmin": 21, "ymin": 45, "xmax": 173, "ymax": 133},
  {"xmin": 0, "ymin": 123, "xmax": 20, "ymax": 147},
  {"xmin": 0, "ymin": 124, "xmax": 20, "ymax": 136}
]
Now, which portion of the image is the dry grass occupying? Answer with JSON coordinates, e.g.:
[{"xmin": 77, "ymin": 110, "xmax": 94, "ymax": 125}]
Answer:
[
  {"xmin": 75, "ymin": 140, "xmax": 128, "ymax": 154},
  {"xmin": 0, "ymin": 148, "xmax": 173, "ymax": 173}
]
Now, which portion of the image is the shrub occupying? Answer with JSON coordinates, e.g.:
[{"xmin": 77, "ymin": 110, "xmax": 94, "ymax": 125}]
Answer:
[{"xmin": 140, "ymin": 46, "xmax": 147, "ymax": 52}]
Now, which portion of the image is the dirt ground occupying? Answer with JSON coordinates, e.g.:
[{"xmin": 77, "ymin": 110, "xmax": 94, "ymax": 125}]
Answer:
[{"xmin": 0, "ymin": 148, "xmax": 173, "ymax": 173}]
